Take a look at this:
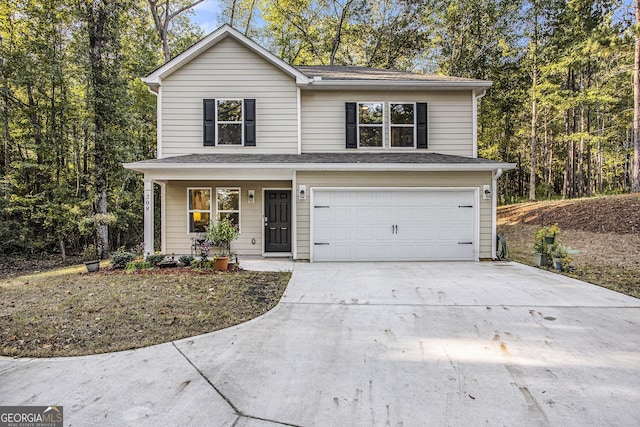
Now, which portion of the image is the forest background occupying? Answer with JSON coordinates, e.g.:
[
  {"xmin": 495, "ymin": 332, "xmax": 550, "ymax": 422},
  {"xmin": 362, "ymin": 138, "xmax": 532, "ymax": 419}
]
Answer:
[{"xmin": 1, "ymin": 0, "xmax": 639, "ymax": 258}]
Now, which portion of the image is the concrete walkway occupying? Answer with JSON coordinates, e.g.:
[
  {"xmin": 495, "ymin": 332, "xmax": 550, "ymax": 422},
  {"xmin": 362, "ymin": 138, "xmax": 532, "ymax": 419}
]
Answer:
[{"xmin": 1, "ymin": 262, "xmax": 639, "ymax": 426}]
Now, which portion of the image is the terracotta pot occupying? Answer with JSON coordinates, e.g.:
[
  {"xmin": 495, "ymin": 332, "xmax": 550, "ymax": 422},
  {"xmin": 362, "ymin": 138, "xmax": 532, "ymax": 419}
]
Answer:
[{"xmin": 214, "ymin": 256, "xmax": 229, "ymax": 271}]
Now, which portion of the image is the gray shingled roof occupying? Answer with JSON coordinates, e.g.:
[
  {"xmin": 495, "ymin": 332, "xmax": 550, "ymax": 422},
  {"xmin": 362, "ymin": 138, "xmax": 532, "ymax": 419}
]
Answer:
[
  {"xmin": 130, "ymin": 152, "xmax": 504, "ymax": 165},
  {"xmin": 295, "ymin": 66, "xmax": 486, "ymax": 84}
]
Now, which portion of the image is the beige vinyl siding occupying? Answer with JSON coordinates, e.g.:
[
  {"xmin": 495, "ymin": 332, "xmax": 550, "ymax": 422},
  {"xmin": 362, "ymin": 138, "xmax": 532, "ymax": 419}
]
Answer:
[
  {"xmin": 161, "ymin": 36, "xmax": 299, "ymax": 157},
  {"xmin": 301, "ymin": 90, "xmax": 473, "ymax": 156},
  {"xmin": 164, "ymin": 180, "xmax": 291, "ymax": 256},
  {"xmin": 295, "ymin": 171, "xmax": 493, "ymax": 260}
]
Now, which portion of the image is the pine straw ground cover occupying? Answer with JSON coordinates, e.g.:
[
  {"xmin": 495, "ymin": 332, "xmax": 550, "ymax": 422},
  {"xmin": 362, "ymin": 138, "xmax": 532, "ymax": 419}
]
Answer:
[
  {"xmin": 498, "ymin": 195, "xmax": 640, "ymax": 299},
  {"xmin": 0, "ymin": 265, "xmax": 291, "ymax": 358}
]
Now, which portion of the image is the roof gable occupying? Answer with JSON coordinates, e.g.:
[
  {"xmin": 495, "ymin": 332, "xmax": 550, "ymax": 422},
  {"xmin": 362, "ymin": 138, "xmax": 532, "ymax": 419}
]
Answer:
[
  {"xmin": 142, "ymin": 25, "xmax": 491, "ymax": 92},
  {"xmin": 142, "ymin": 24, "xmax": 311, "ymax": 89}
]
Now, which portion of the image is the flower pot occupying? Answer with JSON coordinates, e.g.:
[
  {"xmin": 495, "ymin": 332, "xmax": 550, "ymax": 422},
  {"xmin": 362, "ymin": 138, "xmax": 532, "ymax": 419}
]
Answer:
[
  {"xmin": 214, "ymin": 256, "xmax": 229, "ymax": 271},
  {"xmin": 84, "ymin": 260, "xmax": 100, "ymax": 273},
  {"xmin": 553, "ymin": 259, "xmax": 563, "ymax": 271},
  {"xmin": 533, "ymin": 253, "xmax": 550, "ymax": 267},
  {"xmin": 544, "ymin": 236, "xmax": 555, "ymax": 244}
]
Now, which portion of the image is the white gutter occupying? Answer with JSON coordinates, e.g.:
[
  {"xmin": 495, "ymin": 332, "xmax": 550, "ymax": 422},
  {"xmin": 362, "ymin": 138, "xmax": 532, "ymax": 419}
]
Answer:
[
  {"xmin": 491, "ymin": 168, "xmax": 504, "ymax": 260},
  {"xmin": 300, "ymin": 80, "xmax": 493, "ymax": 91},
  {"xmin": 124, "ymin": 162, "xmax": 517, "ymax": 173}
]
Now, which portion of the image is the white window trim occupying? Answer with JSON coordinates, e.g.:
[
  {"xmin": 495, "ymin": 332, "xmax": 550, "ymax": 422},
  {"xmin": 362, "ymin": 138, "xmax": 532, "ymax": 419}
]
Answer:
[
  {"xmin": 187, "ymin": 187, "xmax": 212, "ymax": 235},
  {"xmin": 357, "ymin": 101, "xmax": 385, "ymax": 149},
  {"xmin": 216, "ymin": 187, "xmax": 242, "ymax": 233},
  {"xmin": 216, "ymin": 99, "xmax": 244, "ymax": 146},
  {"xmin": 389, "ymin": 101, "xmax": 417, "ymax": 149}
]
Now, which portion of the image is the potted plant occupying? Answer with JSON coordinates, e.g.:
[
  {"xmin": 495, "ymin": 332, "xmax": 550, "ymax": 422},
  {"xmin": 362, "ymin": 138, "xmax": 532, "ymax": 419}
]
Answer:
[
  {"xmin": 537, "ymin": 223, "xmax": 560, "ymax": 245},
  {"xmin": 533, "ymin": 224, "xmax": 560, "ymax": 267},
  {"xmin": 82, "ymin": 244, "xmax": 101, "ymax": 273},
  {"xmin": 205, "ymin": 216, "xmax": 239, "ymax": 271},
  {"xmin": 551, "ymin": 245, "xmax": 573, "ymax": 271}
]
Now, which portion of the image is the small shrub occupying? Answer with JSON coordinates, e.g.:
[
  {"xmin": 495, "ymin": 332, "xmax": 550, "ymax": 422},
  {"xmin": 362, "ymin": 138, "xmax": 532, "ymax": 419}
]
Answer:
[
  {"xmin": 111, "ymin": 248, "xmax": 136, "ymax": 269},
  {"xmin": 82, "ymin": 244, "xmax": 99, "ymax": 262},
  {"xmin": 146, "ymin": 254, "xmax": 165, "ymax": 267},
  {"xmin": 125, "ymin": 261, "xmax": 152, "ymax": 272},
  {"xmin": 191, "ymin": 260, "xmax": 215, "ymax": 269},
  {"xmin": 179, "ymin": 255, "xmax": 194, "ymax": 266}
]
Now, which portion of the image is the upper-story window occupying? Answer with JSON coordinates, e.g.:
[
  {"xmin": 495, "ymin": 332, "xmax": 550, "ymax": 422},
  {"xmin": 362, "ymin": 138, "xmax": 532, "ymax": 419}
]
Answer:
[
  {"xmin": 217, "ymin": 100, "xmax": 243, "ymax": 145},
  {"xmin": 203, "ymin": 99, "xmax": 256, "ymax": 147},
  {"xmin": 346, "ymin": 102, "xmax": 427, "ymax": 150},
  {"xmin": 390, "ymin": 103, "xmax": 415, "ymax": 148},
  {"xmin": 358, "ymin": 102, "xmax": 384, "ymax": 148}
]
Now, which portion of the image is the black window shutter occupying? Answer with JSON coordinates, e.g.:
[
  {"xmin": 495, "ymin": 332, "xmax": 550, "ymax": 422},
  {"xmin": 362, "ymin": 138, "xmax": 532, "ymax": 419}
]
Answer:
[
  {"xmin": 417, "ymin": 102, "xmax": 428, "ymax": 149},
  {"xmin": 203, "ymin": 99, "xmax": 215, "ymax": 146},
  {"xmin": 244, "ymin": 99, "xmax": 256, "ymax": 146},
  {"xmin": 345, "ymin": 102, "xmax": 357, "ymax": 149}
]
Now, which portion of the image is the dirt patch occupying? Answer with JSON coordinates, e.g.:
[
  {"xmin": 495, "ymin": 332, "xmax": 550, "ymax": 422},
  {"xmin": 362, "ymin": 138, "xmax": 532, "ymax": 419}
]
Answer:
[
  {"xmin": 498, "ymin": 194, "xmax": 640, "ymax": 298},
  {"xmin": 0, "ymin": 256, "xmax": 84, "ymax": 281},
  {"xmin": 498, "ymin": 194, "xmax": 640, "ymax": 234},
  {"xmin": 0, "ymin": 268, "xmax": 291, "ymax": 358}
]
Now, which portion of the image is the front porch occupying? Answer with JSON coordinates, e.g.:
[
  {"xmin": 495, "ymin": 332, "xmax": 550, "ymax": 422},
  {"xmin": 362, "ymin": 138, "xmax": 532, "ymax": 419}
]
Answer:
[{"xmin": 143, "ymin": 179, "xmax": 295, "ymax": 260}]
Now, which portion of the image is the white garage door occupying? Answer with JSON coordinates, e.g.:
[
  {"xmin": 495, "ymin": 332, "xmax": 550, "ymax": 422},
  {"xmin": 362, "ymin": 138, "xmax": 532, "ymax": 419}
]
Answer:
[{"xmin": 312, "ymin": 189, "xmax": 477, "ymax": 262}]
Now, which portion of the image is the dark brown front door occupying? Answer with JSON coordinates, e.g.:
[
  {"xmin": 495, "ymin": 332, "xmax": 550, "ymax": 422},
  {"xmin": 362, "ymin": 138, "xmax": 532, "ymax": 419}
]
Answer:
[{"xmin": 264, "ymin": 190, "xmax": 291, "ymax": 253}]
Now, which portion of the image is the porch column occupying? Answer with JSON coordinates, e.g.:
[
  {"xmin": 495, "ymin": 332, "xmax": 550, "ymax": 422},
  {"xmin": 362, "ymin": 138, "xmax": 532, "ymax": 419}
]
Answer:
[{"xmin": 143, "ymin": 178, "xmax": 154, "ymax": 258}]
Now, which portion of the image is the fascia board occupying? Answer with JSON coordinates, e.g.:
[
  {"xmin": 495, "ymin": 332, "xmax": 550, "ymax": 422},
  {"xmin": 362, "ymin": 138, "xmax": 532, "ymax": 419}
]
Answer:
[
  {"xmin": 124, "ymin": 162, "xmax": 516, "ymax": 174},
  {"xmin": 143, "ymin": 25, "xmax": 311, "ymax": 86},
  {"xmin": 299, "ymin": 80, "xmax": 493, "ymax": 91}
]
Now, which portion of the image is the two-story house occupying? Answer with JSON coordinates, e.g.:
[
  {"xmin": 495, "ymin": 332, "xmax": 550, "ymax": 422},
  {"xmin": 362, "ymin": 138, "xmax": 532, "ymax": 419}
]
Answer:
[{"xmin": 125, "ymin": 25, "xmax": 515, "ymax": 262}]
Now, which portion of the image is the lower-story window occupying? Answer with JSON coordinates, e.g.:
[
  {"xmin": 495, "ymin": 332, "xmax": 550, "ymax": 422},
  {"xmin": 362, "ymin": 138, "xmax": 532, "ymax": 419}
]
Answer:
[
  {"xmin": 216, "ymin": 188, "xmax": 241, "ymax": 231},
  {"xmin": 188, "ymin": 188, "xmax": 212, "ymax": 233}
]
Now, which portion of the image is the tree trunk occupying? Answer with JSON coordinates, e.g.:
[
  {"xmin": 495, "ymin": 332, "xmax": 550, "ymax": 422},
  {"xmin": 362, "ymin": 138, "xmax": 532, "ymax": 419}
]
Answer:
[
  {"xmin": 2, "ymin": 85, "xmax": 9, "ymax": 210},
  {"xmin": 85, "ymin": 0, "xmax": 113, "ymax": 258},
  {"xmin": 633, "ymin": 0, "xmax": 640, "ymax": 192},
  {"xmin": 529, "ymin": 7, "xmax": 539, "ymax": 201},
  {"xmin": 148, "ymin": 0, "xmax": 205, "ymax": 63},
  {"xmin": 59, "ymin": 236, "xmax": 66, "ymax": 261},
  {"xmin": 529, "ymin": 72, "xmax": 537, "ymax": 200}
]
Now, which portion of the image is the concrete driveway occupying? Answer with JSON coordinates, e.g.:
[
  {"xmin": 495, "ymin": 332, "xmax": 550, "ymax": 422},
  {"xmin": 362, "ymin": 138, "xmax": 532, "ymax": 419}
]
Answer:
[{"xmin": 1, "ymin": 262, "xmax": 639, "ymax": 426}]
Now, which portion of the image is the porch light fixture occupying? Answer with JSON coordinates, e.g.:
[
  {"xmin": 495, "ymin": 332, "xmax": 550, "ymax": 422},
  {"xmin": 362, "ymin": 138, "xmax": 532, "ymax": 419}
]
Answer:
[
  {"xmin": 482, "ymin": 184, "xmax": 491, "ymax": 200},
  {"xmin": 248, "ymin": 189, "xmax": 255, "ymax": 204},
  {"xmin": 298, "ymin": 185, "xmax": 307, "ymax": 200}
]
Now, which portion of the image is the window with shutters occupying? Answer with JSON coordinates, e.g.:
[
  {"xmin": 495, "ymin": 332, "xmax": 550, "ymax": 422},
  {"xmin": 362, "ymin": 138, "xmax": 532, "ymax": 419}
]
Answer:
[
  {"xmin": 390, "ymin": 103, "xmax": 415, "ymax": 148},
  {"xmin": 203, "ymin": 99, "xmax": 256, "ymax": 147},
  {"xmin": 347, "ymin": 102, "xmax": 426, "ymax": 149},
  {"xmin": 358, "ymin": 102, "xmax": 384, "ymax": 148},
  {"xmin": 217, "ymin": 99, "xmax": 243, "ymax": 145}
]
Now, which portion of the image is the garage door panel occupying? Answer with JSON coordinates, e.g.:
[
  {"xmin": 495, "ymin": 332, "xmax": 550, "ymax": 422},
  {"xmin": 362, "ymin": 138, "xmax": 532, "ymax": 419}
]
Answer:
[{"xmin": 312, "ymin": 189, "xmax": 476, "ymax": 262}]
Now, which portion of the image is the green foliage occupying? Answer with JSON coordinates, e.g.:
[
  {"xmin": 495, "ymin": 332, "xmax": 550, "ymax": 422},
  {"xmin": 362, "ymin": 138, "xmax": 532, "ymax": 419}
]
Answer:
[
  {"xmin": 533, "ymin": 224, "xmax": 560, "ymax": 254},
  {"xmin": 145, "ymin": 254, "xmax": 165, "ymax": 267},
  {"xmin": 191, "ymin": 260, "xmax": 216, "ymax": 269},
  {"xmin": 111, "ymin": 248, "xmax": 137, "ymax": 269},
  {"xmin": 125, "ymin": 261, "xmax": 152, "ymax": 271},
  {"xmin": 178, "ymin": 255, "xmax": 195, "ymax": 266},
  {"xmin": 82, "ymin": 245, "xmax": 99, "ymax": 262},
  {"xmin": 205, "ymin": 216, "xmax": 240, "ymax": 257}
]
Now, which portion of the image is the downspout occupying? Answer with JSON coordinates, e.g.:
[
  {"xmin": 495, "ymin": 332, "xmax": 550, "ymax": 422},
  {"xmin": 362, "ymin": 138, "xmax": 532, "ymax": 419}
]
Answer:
[{"xmin": 491, "ymin": 168, "xmax": 503, "ymax": 260}]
